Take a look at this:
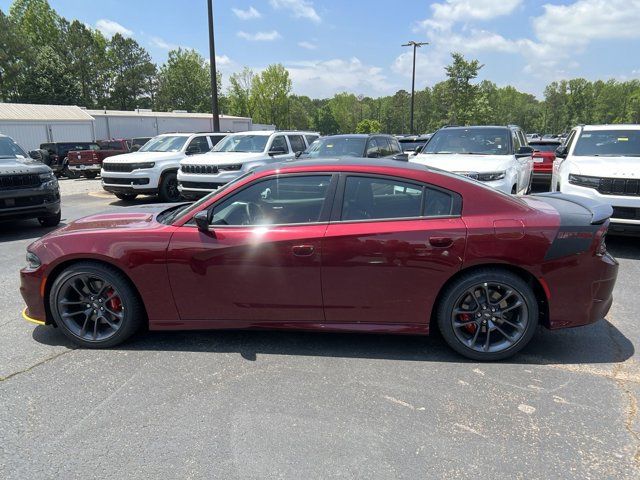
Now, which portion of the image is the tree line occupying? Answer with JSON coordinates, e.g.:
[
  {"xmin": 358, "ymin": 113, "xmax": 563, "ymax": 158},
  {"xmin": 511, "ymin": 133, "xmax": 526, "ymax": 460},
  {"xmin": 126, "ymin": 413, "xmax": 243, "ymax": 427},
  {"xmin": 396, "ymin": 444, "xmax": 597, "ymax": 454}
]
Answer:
[{"xmin": 1, "ymin": 0, "xmax": 640, "ymax": 135}]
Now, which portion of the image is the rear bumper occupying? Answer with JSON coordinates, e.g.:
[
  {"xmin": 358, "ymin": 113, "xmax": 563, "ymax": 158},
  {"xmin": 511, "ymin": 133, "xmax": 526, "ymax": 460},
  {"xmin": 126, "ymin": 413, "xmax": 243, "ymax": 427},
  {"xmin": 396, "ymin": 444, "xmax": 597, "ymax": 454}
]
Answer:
[
  {"xmin": 532, "ymin": 172, "xmax": 552, "ymax": 183},
  {"xmin": 69, "ymin": 164, "xmax": 101, "ymax": 172}
]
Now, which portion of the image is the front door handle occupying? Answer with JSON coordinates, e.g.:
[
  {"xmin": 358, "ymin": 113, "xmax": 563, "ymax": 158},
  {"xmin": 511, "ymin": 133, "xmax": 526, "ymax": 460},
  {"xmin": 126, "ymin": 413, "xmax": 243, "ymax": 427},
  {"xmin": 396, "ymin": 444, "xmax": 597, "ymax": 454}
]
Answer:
[
  {"xmin": 428, "ymin": 236, "xmax": 453, "ymax": 248},
  {"xmin": 292, "ymin": 245, "xmax": 315, "ymax": 257}
]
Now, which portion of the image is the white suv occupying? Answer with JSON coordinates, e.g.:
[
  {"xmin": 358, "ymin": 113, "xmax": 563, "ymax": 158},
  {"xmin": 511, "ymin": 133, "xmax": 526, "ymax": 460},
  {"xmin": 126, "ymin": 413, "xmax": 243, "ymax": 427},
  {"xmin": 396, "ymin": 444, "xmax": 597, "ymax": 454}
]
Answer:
[
  {"xmin": 410, "ymin": 125, "xmax": 533, "ymax": 195},
  {"xmin": 101, "ymin": 132, "xmax": 227, "ymax": 202},
  {"xmin": 178, "ymin": 130, "xmax": 319, "ymax": 198},
  {"xmin": 552, "ymin": 124, "xmax": 640, "ymax": 234}
]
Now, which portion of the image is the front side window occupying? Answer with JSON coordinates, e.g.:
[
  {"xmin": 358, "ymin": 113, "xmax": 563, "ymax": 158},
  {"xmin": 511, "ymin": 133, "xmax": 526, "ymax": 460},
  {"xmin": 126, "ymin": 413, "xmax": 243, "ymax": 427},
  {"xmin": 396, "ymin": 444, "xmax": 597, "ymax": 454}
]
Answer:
[
  {"xmin": 425, "ymin": 128, "xmax": 510, "ymax": 155},
  {"xmin": 139, "ymin": 136, "xmax": 188, "ymax": 152},
  {"xmin": 366, "ymin": 138, "xmax": 381, "ymax": 158},
  {"xmin": 304, "ymin": 134, "xmax": 319, "ymax": 146},
  {"xmin": 208, "ymin": 135, "xmax": 225, "ymax": 148},
  {"xmin": 573, "ymin": 130, "xmax": 640, "ymax": 157},
  {"xmin": 270, "ymin": 136, "xmax": 289, "ymax": 154},
  {"xmin": 377, "ymin": 138, "xmax": 393, "ymax": 157},
  {"xmin": 187, "ymin": 136, "xmax": 210, "ymax": 154},
  {"xmin": 288, "ymin": 135, "xmax": 306, "ymax": 153},
  {"xmin": 211, "ymin": 175, "xmax": 332, "ymax": 226},
  {"xmin": 389, "ymin": 138, "xmax": 403, "ymax": 155}
]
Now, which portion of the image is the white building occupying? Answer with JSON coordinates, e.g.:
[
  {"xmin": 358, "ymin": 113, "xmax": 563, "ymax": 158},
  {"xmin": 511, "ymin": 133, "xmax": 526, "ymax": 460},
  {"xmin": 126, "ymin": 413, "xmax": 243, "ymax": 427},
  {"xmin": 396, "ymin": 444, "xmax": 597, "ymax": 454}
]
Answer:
[{"xmin": 0, "ymin": 103, "xmax": 273, "ymax": 151}]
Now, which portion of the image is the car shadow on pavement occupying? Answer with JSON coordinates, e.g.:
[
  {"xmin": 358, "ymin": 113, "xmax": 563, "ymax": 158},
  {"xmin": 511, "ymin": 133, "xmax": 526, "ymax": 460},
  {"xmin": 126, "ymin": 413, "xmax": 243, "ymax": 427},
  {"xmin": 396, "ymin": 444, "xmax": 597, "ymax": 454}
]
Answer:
[
  {"xmin": 32, "ymin": 317, "xmax": 633, "ymax": 366},
  {"xmin": 0, "ymin": 220, "xmax": 66, "ymax": 242},
  {"xmin": 607, "ymin": 235, "xmax": 640, "ymax": 260}
]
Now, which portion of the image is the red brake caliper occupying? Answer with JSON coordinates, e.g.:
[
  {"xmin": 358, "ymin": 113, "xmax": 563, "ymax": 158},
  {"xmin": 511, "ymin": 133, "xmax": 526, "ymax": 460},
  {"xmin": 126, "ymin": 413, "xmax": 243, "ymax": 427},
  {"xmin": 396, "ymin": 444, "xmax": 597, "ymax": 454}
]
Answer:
[
  {"xmin": 460, "ymin": 313, "xmax": 477, "ymax": 334},
  {"xmin": 105, "ymin": 288, "xmax": 122, "ymax": 312}
]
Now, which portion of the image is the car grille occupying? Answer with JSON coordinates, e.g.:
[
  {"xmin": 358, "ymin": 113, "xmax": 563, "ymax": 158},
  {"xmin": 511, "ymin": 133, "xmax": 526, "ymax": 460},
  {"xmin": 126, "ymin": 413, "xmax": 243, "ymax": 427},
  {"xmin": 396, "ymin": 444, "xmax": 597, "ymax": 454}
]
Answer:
[
  {"xmin": 0, "ymin": 174, "xmax": 41, "ymax": 190},
  {"xmin": 182, "ymin": 164, "xmax": 219, "ymax": 175},
  {"xmin": 102, "ymin": 177, "xmax": 150, "ymax": 185},
  {"xmin": 102, "ymin": 163, "xmax": 135, "ymax": 172},
  {"xmin": 598, "ymin": 177, "xmax": 640, "ymax": 196},
  {"xmin": 180, "ymin": 181, "xmax": 225, "ymax": 190},
  {"xmin": 612, "ymin": 207, "xmax": 640, "ymax": 220}
]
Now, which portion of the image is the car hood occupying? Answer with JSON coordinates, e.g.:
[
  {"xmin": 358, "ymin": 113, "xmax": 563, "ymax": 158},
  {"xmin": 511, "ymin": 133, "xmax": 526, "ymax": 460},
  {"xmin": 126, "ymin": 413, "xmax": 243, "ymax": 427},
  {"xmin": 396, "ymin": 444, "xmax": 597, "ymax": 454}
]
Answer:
[
  {"xmin": 0, "ymin": 156, "xmax": 51, "ymax": 174},
  {"xmin": 411, "ymin": 153, "xmax": 513, "ymax": 173},
  {"xmin": 102, "ymin": 151, "xmax": 181, "ymax": 163},
  {"xmin": 184, "ymin": 151, "xmax": 267, "ymax": 166},
  {"xmin": 565, "ymin": 155, "xmax": 640, "ymax": 177}
]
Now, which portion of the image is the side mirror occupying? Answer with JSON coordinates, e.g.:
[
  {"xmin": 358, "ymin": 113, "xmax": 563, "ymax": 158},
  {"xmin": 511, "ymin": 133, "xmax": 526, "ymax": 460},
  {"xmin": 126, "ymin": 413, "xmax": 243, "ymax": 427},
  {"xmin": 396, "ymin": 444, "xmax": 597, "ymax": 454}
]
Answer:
[
  {"xmin": 516, "ymin": 146, "xmax": 534, "ymax": 156},
  {"xmin": 269, "ymin": 148, "xmax": 286, "ymax": 156},
  {"xmin": 295, "ymin": 150, "xmax": 303, "ymax": 158},
  {"xmin": 194, "ymin": 210, "xmax": 212, "ymax": 234},
  {"xmin": 555, "ymin": 146, "xmax": 568, "ymax": 159},
  {"xmin": 131, "ymin": 145, "xmax": 141, "ymax": 152},
  {"xmin": 367, "ymin": 151, "xmax": 381, "ymax": 158},
  {"xmin": 391, "ymin": 153, "xmax": 409, "ymax": 162},
  {"xmin": 414, "ymin": 145, "xmax": 423, "ymax": 153},
  {"xmin": 186, "ymin": 145, "xmax": 201, "ymax": 155}
]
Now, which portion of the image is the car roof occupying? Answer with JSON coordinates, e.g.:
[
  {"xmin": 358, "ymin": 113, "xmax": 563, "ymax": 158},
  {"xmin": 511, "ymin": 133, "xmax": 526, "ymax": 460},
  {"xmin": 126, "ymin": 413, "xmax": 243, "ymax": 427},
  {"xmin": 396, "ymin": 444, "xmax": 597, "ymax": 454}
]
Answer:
[
  {"xmin": 441, "ymin": 125, "xmax": 511, "ymax": 131},
  {"xmin": 581, "ymin": 124, "xmax": 640, "ymax": 131},
  {"xmin": 529, "ymin": 139, "xmax": 561, "ymax": 144},
  {"xmin": 257, "ymin": 158, "xmax": 430, "ymax": 174}
]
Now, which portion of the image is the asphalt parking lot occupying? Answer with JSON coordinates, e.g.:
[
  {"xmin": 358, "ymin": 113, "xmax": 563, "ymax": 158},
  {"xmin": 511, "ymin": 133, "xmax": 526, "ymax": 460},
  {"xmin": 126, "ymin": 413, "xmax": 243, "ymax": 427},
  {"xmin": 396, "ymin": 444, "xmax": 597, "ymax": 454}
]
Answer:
[{"xmin": 1, "ymin": 178, "xmax": 639, "ymax": 479}]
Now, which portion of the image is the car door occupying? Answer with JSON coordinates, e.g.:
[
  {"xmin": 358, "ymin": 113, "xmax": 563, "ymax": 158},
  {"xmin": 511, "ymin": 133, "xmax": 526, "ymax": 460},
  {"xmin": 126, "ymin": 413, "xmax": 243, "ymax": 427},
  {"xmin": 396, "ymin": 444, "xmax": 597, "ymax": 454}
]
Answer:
[
  {"xmin": 266, "ymin": 135, "xmax": 294, "ymax": 163},
  {"xmin": 186, "ymin": 136, "xmax": 210, "ymax": 155},
  {"xmin": 321, "ymin": 174, "xmax": 466, "ymax": 327},
  {"xmin": 287, "ymin": 134, "xmax": 306, "ymax": 155},
  {"xmin": 511, "ymin": 131, "xmax": 527, "ymax": 192},
  {"xmin": 517, "ymin": 129, "xmax": 533, "ymax": 189},
  {"xmin": 167, "ymin": 173, "xmax": 337, "ymax": 324},
  {"xmin": 365, "ymin": 138, "xmax": 382, "ymax": 158}
]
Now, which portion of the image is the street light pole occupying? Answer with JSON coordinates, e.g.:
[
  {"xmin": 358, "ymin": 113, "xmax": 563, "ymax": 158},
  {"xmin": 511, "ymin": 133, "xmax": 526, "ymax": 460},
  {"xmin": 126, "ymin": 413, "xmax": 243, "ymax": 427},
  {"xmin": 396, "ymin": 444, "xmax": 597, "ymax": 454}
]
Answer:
[
  {"xmin": 402, "ymin": 41, "xmax": 428, "ymax": 135},
  {"xmin": 207, "ymin": 0, "xmax": 220, "ymax": 132}
]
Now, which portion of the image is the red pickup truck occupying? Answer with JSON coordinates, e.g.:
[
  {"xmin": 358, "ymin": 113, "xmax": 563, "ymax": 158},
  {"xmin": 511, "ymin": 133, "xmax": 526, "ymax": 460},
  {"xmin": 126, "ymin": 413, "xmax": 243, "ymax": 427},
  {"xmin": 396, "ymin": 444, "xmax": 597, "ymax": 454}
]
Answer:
[{"xmin": 67, "ymin": 140, "xmax": 131, "ymax": 179}]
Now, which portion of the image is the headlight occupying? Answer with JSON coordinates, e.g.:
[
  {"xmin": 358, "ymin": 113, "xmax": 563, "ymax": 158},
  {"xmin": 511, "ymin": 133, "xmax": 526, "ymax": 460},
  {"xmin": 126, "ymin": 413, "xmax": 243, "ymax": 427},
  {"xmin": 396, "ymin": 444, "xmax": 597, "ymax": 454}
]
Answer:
[
  {"xmin": 569, "ymin": 174, "xmax": 600, "ymax": 189},
  {"xmin": 26, "ymin": 251, "xmax": 41, "ymax": 269},
  {"xmin": 218, "ymin": 164, "xmax": 242, "ymax": 171},
  {"xmin": 477, "ymin": 171, "xmax": 506, "ymax": 181},
  {"xmin": 131, "ymin": 162, "xmax": 155, "ymax": 170},
  {"xmin": 39, "ymin": 172, "xmax": 57, "ymax": 187}
]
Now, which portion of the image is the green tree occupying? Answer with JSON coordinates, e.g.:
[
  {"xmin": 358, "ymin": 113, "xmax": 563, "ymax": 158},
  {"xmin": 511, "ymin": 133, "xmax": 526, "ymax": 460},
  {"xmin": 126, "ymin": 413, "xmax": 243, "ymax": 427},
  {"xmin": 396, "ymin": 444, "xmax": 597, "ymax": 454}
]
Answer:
[
  {"xmin": 107, "ymin": 33, "xmax": 156, "ymax": 110},
  {"xmin": 328, "ymin": 92, "xmax": 360, "ymax": 133},
  {"xmin": 0, "ymin": 10, "xmax": 27, "ymax": 101},
  {"xmin": 250, "ymin": 64, "xmax": 291, "ymax": 127},
  {"xmin": 156, "ymin": 48, "xmax": 213, "ymax": 112},
  {"xmin": 66, "ymin": 20, "xmax": 109, "ymax": 107},
  {"xmin": 445, "ymin": 53, "xmax": 483, "ymax": 125},
  {"xmin": 313, "ymin": 104, "xmax": 339, "ymax": 135},
  {"xmin": 355, "ymin": 118, "xmax": 382, "ymax": 134},
  {"xmin": 227, "ymin": 67, "xmax": 255, "ymax": 117}
]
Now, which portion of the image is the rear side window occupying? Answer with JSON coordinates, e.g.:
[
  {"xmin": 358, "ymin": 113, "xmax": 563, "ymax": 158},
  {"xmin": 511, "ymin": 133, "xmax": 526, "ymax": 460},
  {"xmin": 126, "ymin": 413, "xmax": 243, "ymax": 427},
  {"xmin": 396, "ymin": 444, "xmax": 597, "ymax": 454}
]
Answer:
[
  {"xmin": 288, "ymin": 135, "xmax": 306, "ymax": 153},
  {"xmin": 342, "ymin": 176, "xmax": 423, "ymax": 220}
]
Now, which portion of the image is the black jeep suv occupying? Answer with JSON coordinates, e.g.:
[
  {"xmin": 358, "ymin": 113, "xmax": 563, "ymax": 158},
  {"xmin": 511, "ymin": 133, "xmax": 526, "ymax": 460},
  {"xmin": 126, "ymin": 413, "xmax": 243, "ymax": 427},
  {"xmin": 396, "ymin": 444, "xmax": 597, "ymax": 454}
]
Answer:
[{"xmin": 0, "ymin": 135, "xmax": 61, "ymax": 227}]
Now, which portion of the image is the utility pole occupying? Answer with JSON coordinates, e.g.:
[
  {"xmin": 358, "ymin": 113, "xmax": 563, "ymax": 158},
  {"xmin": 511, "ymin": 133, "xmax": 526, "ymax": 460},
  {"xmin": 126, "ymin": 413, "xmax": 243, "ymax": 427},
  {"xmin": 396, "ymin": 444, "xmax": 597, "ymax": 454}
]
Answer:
[
  {"xmin": 402, "ymin": 41, "xmax": 428, "ymax": 134},
  {"xmin": 207, "ymin": 0, "xmax": 220, "ymax": 132}
]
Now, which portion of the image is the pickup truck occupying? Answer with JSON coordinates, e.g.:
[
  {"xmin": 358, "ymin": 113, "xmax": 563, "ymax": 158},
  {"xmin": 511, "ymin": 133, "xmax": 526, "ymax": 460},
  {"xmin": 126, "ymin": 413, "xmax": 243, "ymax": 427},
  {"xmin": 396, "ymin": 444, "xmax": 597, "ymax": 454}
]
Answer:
[{"xmin": 67, "ymin": 140, "xmax": 130, "ymax": 179}]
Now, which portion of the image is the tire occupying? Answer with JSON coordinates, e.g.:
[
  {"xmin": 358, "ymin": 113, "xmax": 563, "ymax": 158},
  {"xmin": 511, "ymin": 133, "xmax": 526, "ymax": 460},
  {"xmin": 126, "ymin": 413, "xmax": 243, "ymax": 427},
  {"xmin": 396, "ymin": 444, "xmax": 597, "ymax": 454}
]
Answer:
[
  {"xmin": 115, "ymin": 193, "xmax": 138, "ymax": 201},
  {"xmin": 37, "ymin": 149, "xmax": 51, "ymax": 166},
  {"xmin": 49, "ymin": 262, "xmax": 144, "ymax": 348},
  {"xmin": 84, "ymin": 172, "xmax": 98, "ymax": 179},
  {"xmin": 436, "ymin": 268, "xmax": 538, "ymax": 361},
  {"xmin": 38, "ymin": 210, "xmax": 61, "ymax": 227},
  {"xmin": 158, "ymin": 171, "xmax": 181, "ymax": 202}
]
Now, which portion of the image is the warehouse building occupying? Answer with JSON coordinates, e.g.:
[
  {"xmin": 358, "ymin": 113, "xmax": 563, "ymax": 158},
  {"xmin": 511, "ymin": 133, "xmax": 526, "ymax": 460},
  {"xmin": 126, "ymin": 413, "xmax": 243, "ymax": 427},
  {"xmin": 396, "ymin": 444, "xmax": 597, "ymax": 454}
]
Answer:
[{"xmin": 0, "ymin": 103, "xmax": 272, "ymax": 151}]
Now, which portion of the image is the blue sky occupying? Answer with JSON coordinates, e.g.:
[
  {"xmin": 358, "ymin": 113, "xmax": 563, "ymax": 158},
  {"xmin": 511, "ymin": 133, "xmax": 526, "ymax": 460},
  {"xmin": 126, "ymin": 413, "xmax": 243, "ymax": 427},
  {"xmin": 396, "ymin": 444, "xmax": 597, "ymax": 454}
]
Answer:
[{"xmin": 2, "ymin": 0, "xmax": 640, "ymax": 98}]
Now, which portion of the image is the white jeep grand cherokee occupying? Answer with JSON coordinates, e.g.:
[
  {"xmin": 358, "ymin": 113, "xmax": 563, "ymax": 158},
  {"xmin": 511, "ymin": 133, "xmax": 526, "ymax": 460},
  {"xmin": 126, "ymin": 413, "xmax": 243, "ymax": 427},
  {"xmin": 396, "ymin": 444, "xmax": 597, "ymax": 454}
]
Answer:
[
  {"xmin": 410, "ymin": 125, "xmax": 533, "ymax": 195},
  {"xmin": 552, "ymin": 124, "xmax": 640, "ymax": 235},
  {"xmin": 101, "ymin": 132, "xmax": 226, "ymax": 202},
  {"xmin": 178, "ymin": 130, "xmax": 319, "ymax": 198}
]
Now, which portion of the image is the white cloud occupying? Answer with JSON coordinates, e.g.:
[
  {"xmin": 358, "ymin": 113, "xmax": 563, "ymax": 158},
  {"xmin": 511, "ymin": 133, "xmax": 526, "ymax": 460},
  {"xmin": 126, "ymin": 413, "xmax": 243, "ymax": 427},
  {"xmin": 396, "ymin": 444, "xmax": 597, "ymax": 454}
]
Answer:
[
  {"xmin": 95, "ymin": 19, "xmax": 133, "ymax": 38},
  {"xmin": 298, "ymin": 41, "xmax": 317, "ymax": 50},
  {"xmin": 418, "ymin": 0, "xmax": 522, "ymax": 31},
  {"xmin": 269, "ymin": 0, "xmax": 321, "ymax": 23},
  {"xmin": 237, "ymin": 30, "xmax": 282, "ymax": 41},
  {"xmin": 216, "ymin": 55, "xmax": 232, "ymax": 66},
  {"xmin": 286, "ymin": 58, "xmax": 395, "ymax": 98},
  {"xmin": 232, "ymin": 6, "xmax": 261, "ymax": 20},
  {"xmin": 149, "ymin": 36, "xmax": 180, "ymax": 50}
]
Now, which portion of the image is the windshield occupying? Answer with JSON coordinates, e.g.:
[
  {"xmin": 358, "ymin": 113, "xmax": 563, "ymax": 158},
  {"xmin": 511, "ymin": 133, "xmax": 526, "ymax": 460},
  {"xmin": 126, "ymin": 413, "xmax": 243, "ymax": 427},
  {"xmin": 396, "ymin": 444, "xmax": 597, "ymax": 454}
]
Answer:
[
  {"xmin": 160, "ymin": 171, "xmax": 256, "ymax": 224},
  {"xmin": 530, "ymin": 143, "xmax": 560, "ymax": 152},
  {"xmin": 574, "ymin": 130, "xmax": 640, "ymax": 157},
  {"xmin": 303, "ymin": 137, "xmax": 366, "ymax": 158},
  {"xmin": 213, "ymin": 134, "xmax": 269, "ymax": 153},
  {"xmin": 0, "ymin": 137, "xmax": 28, "ymax": 159},
  {"xmin": 139, "ymin": 136, "xmax": 188, "ymax": 152},
  {"xmin": 424, "ymin": 128, "xmax": 510, "ymax": 155}
]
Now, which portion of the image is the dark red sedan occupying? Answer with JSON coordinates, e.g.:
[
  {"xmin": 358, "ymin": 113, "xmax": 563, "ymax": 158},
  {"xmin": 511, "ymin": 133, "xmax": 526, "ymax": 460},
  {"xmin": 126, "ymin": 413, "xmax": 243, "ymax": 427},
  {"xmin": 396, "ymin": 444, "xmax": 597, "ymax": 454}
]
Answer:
[
  {"xmin": 21, "ymin": 160, "xmax": 618, "ymax": 360},
  {"xmin": 530, "ymin": 139, "xmax": 562, "ymax": 187}
]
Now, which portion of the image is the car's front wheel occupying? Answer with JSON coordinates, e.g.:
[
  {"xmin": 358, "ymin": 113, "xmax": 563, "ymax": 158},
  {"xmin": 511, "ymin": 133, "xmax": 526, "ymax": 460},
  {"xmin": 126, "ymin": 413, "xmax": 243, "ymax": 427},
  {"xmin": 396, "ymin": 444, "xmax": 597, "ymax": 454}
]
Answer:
[
  {"xmin": 158, "ymin": 171, "xmax": 181, "ymax": 202},
  {"xmin": 437, "ymin": 269, "xmax": 538, "ymax": 361},
  {"xmin": 38, "ymin": 211, "xmax": 61, "ymax": 227},
  {"xmin": 49, "ymin": 262, "xmax": 143, "ymax": 348},
  {"xmin": 115, "ymin": 193, "xmax": 138, "ymax": 201}
]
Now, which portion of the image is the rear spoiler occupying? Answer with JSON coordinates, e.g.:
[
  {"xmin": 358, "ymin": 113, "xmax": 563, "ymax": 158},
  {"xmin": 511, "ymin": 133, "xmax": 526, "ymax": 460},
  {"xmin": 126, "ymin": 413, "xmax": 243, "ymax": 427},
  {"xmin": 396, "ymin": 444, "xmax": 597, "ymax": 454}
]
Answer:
[{"xmin": 531, "ymin": 192, "xmax": 613, "ymax": 225}]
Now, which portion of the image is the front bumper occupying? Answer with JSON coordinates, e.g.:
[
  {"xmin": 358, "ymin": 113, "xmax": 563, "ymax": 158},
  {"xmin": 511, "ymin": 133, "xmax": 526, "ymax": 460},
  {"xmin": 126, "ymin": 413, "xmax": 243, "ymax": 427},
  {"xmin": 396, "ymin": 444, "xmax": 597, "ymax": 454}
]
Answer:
[
  {"xmin": 177, "ymin": 170, "xmax": 240, "ymax": 196},
  {"xmin": 20, "ymin": 266, "xmax": 48, "ymax": 324},
  {"xmin": 0, "ymin": 187, "xmax": 60, "ymax": 220},
  {"xmin": 101, "ymin": 168, "xmax": 161, "ymax": 193}
]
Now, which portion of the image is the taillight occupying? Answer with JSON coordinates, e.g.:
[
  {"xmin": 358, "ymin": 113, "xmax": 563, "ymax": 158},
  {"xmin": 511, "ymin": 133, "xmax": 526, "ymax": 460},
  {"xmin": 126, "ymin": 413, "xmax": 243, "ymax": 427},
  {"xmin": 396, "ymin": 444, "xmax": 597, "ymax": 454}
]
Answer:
[{"xmin": 597, "ymin": 234, "xmax": 607, "ymax": 256}]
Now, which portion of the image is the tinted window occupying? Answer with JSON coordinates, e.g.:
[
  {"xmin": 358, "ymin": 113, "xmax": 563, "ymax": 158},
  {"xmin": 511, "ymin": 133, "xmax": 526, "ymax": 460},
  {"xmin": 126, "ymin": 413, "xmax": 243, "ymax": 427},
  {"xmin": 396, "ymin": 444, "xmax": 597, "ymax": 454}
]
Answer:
[
  {"xmin": 342, "ymin": 176, "xmax": 423, "ymax": 221},
  {"xmin": 304, "ymin": 135, "xmax": 319, "ymax": 146},
  {"xmin": 270, "ymin": 136, "xmax": 289, "ymax": 154},
  {"xmin": 377, "ymin": 137, "xmax": 393, "ymax": 157},
  {"xmin": 61, "ymin": 143, "xmax": 99, "ymax": 154},
  {"xmin": 424, "ymin": 188, "xmax": 455, "ymax": 216},
  {"xmin": 573, "ymin": 130, "xmax": 640, "ymax": 157},
  {"xmin": 187, "ymin": 136, "xmax": 210, "ymax": 154},
  {"xmin": 98, "ymin": 141, "xmax": 123, "ymax": 150},
  {"xmin": 288, "ymin": 135, "xmax": 306, "ymax": 153},
  {"xmin": 211, "ymin": 175, "xmax": 332, "ymax": 226},
  {"xmin": 303, "ymin": 136, "xmax": 366, "ymax": 158},
  {"xmin": 425, "ymin": 128, "xmax": 510, "ymax": 155},
  {"xmin": 530, "ymin": 142, "xmax": 560, "ymax": 152},
  {"xmin": 388, "ymin": 138, "xmax": 403, "ymax": 155},
  {"xmin": 208, "ymin": 135, "xmax": 225, "ymax": 148},
  {"xmin": 365, "ymin": 138, "xmax": 381, "ymax": 158}
]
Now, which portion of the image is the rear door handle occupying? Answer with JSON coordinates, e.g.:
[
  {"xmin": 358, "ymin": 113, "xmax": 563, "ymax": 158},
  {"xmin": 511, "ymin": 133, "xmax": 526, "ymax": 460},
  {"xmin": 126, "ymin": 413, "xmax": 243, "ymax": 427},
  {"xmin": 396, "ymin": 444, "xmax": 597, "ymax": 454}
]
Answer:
[
  {"xmin": 292, "ymin": 245, "xmax": 315, "ymax": 257},
  {"xmin": 428, "ymin": 236, "xmax": 453, "ymax": 248}
]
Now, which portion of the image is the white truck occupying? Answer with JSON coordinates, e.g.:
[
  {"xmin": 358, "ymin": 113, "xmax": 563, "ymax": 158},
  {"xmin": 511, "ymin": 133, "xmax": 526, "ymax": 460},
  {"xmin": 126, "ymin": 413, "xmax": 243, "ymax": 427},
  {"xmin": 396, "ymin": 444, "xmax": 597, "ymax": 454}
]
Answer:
[
  {"xmin": 552, "ymin": 124, "xmax": 640, "ymax": 235},
  {"xmin": 101, "ymin": 133, "xmax": 227, "ymax": 202},
  {"xmin": 178, "ymin": 130, "xmax": 319, "ymax": 199}
]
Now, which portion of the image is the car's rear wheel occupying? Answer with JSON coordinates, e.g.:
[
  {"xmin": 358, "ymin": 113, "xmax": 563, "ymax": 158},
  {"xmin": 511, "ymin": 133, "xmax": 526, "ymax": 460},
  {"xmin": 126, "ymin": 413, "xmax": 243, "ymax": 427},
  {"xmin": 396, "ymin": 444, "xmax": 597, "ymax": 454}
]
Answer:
[
  {"xmin": 49, "ymin": 262, "xmax": 143, "ymax": 348},
  {"xmin": 437, "ymin": 269, "xmax": 538, "ymax": 361},
  {"xmin": 115, "ymin": 193, "xmax": 137, "ymax": 201},
  {"xmin": 158, "ymin": 171, "xmax": 181, "ymax": 202}
]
